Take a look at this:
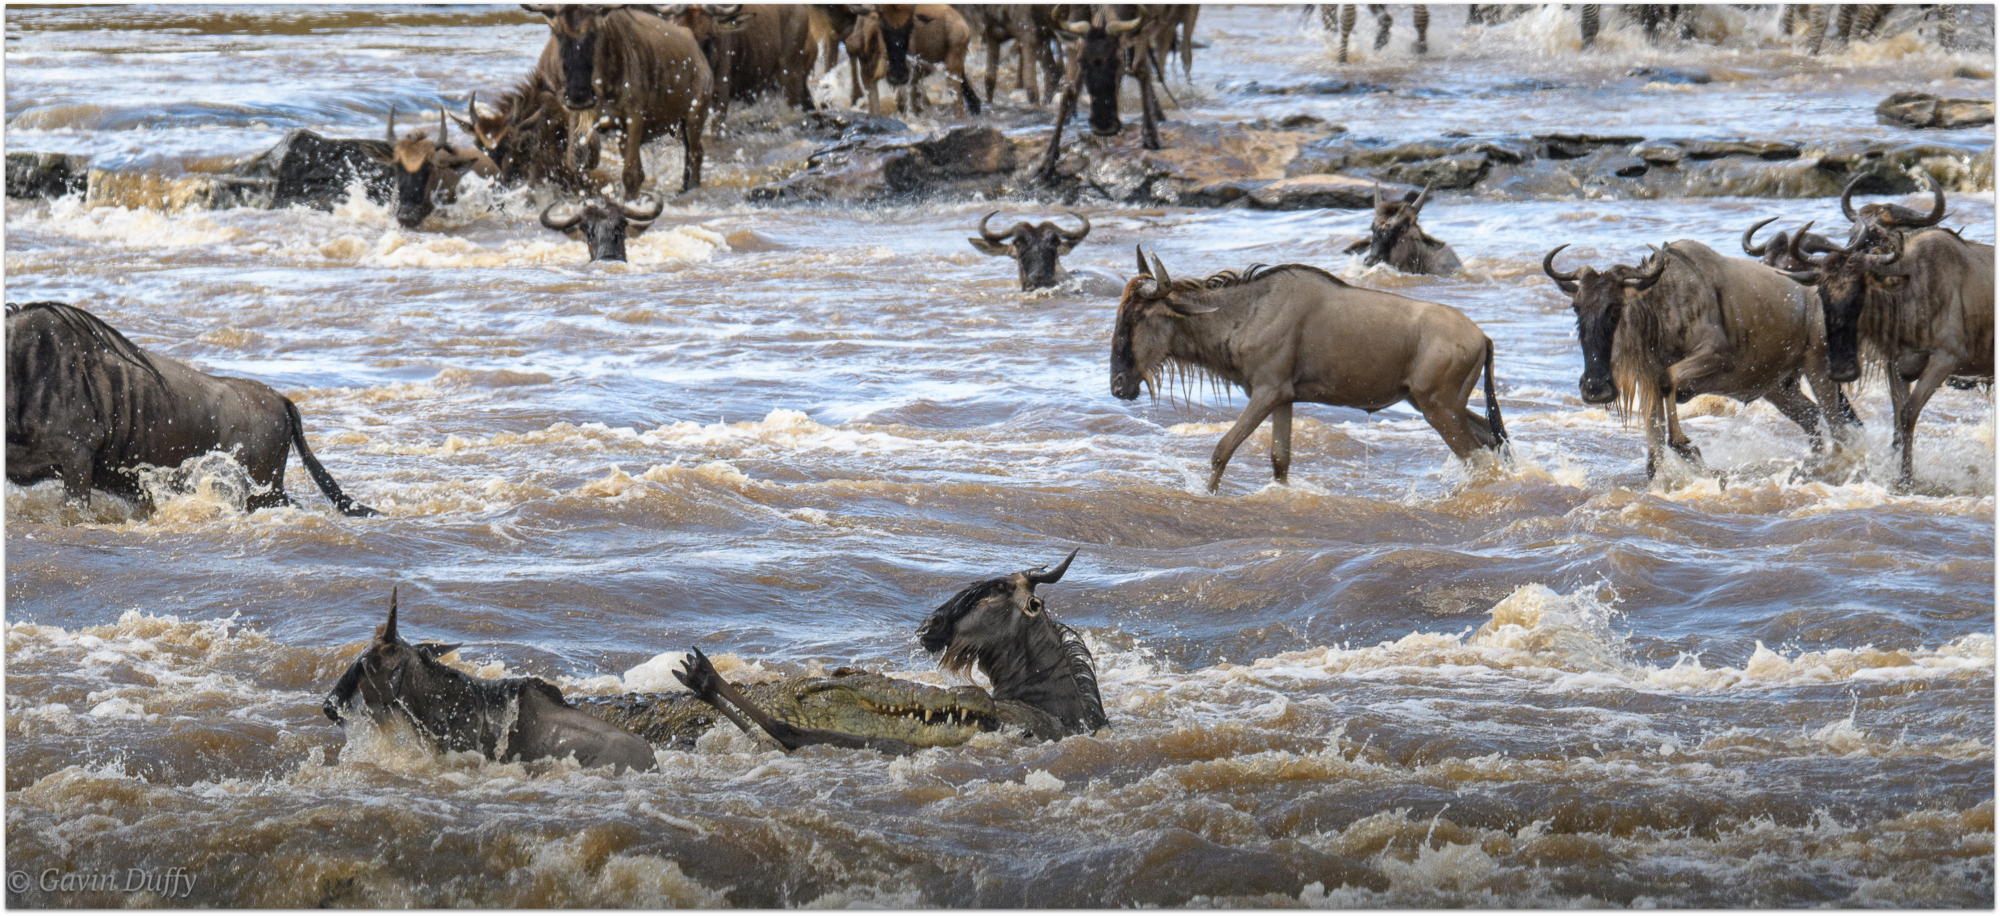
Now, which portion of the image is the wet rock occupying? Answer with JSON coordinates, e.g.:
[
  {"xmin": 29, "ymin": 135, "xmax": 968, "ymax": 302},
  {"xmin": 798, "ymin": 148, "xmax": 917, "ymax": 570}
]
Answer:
[
  {"xmin": 1632, "ymin": 142, "xmax": 1685, "ymax": 166},
  {"xmin": 1226, "ymin": 78, "xmax": 1390, "ymax": 96},
  {"xmin": 1681, "ymin": 156, "xmax": 1842, "ymax": 199},
  {"xmin": 1451, "ymin": 138, "xmax": 1533, "ymax": 165},
  {"xmin": 1248, "ymin": 174, "xmax": 1417, "ymax": 210},
  {"xmin": 798, "ymin": 109, "xmax": 910, "ymax": 141},
  {"xmin": 1876, "ymin": 92, "xmax": 1996, "ymax": 130},
  {"xmin": 1538, "ymin": 133, "xmax": 1646, "ymax": 160},
  {"xmin": 1608, "ymin": 157, "xmax": 1650, "ymax": 178},
  {"xmin": 6, "ymin": 152, "xmax": 88, "ymax": 199},
  {"xmin": 1627, "ymin": 66, "xmax": 1711, "ymax": 85},
  {"xmin": 1950, "ymin": 66, "xmax": 1994, "ymax": 80},
  {"xmin": 1676, "ymin": 139, "xmax": 1800, "ymax": 161},
  {"xmin": 1383, "ymin": 153, "xmax": 1490, "ymax": 190},
  {"xmin": 751, "ymin": 126, "xmax": 1017, "ymax": 203},
  {"xmin": 1039, "ymin": 120, "xmax": 1317, "ymax": 205}
]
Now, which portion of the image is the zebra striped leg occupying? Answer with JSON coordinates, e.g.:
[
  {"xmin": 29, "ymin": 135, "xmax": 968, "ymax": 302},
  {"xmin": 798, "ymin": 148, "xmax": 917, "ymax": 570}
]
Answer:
[
  {"xmin": 1412, "ymin": 4, "xmax": 1429, "ymax": 53},
  {"xmin": 1580, "ymin": 4, "xmax": 1600, "ymax": 49},
  {"xmin": 1369, "ymin": 4, "xmax": 1393, "ymax": 50},
  {"xmin": 1340, "ymin": 4, "xmax": 1356, "ymax": 62}
]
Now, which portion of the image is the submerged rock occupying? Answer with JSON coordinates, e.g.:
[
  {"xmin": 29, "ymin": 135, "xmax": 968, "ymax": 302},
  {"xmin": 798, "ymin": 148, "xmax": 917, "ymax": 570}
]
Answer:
[
  {"xmin": 751, "ymin": 125, "xmax": 1017, "ymax": 203},
  {"xmin": 6, "ymin": 152, "xmax": 88, "ymax": 199},
  {"xmin": 1248, "ymin": 174, "xmax": 1417, "ymax": 210},
  {"xmin": 1877, "ymin": 92, "xmax": 1996, "ymax": 130}
]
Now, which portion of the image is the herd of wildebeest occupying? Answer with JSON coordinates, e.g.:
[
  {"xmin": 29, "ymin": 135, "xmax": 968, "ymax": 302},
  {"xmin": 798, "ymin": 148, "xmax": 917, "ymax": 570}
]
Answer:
[{"xmin": 5, "ymin": 4, "xmax": 1994, "ymax": 772}]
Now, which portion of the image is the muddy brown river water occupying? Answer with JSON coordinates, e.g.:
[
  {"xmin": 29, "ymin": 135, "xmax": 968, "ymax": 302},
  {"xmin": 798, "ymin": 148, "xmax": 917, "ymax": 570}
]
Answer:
[{"xmin": 4, "ymin": 4, "xmax": 1995, "ymax": 907}]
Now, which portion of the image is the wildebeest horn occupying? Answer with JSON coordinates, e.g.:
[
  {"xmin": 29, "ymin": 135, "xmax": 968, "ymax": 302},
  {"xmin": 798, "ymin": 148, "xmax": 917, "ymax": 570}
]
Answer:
[
  {"xmin": 436, "ymin": 105, "xmax": 449, "ymax": 147},
  {"xmin": 1541, "ymin": 244, "xmax": 1579, "ymax": 283},
  {"xmin": 1059, "ymin": 210, "xmax": 1090, "ymax": 242},
  {"xmin": 1839, "ymin": 174, "xmax": 1862, "ymax": 223},
  {"xmin": 978, "ymin": 210, "xmax": 1012, "ymax": 243},
  {"xmin": 382, "ymin": 586, "xmax": 400, "ymax": 642},
  {"xmin": 1741, "ymin": 216, "xmax": 1779, "ymax": 256},
  {"xmin": 1106, "ymin": 12, "xmax": 1143, "ymax": 34},
  {"xmin": 1057, "ymin": 9, "xmax": 1092, "ymax": 35},
  {"xmin": 1883, "ymin": 173, "xmax": 1945, "ymax": 228},
  {"xmin": 1146, "ymin": 250, "xmax": 1173, "ymax": 296},
  {"xmin": 385, "ymin": 104, "xmax": 399, "ymax": 143},
  {"xmin": 1411, "ymin": 180, "xmax": 1433, "ymax": 211},
  {"xmin": 618, "ymin": 195, "xmax": 664, "ymax": 222},
  {"xmin": 540, "ymin": 201, "xmax": 584, "ymax": 232},
  {"xmin": 1373, "ymin": 182, "xmax": 1382, "ymax": 206},
  {"xmin": 1624, "ymin": 246, "xmax": 1668, "ymax": 289},
  {"xmin": 1026, "ymin": 548, "xmax": 1079, "ymax": 586},
  {"xmin": 1868, "ymin": 232, "xmax": 1905, "ymax": 269}
]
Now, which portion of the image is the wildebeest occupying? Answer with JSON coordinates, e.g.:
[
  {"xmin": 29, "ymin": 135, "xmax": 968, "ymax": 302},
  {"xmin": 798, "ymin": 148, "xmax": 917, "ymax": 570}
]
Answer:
[
  {"xmin": 666, "ymin": 550, "xmax": 1106, "ymax": 753},
  {"xmin": 1741, "ymin": 216, "xmax": 1837, "ymax": 272},
  {"xmin": 1111, "ymin": 248, "xmax": 1507, "ymax": 491},
  {"xmin": 1320, "ymin": 4, "xmax": 1429, "ymax": 62},
  {"xmin": 383, "ymin": 105, "xmax": 491, "ymax": 230},
  {"xmin": 539, "ymin": 195, "xmax": 664, "ymax": 262},
  {"xmin": 1035, "ymin": 5, "xmax": 1180, "ymax": 184},
  {"xmin": 1776, "ymin": 226, "xmax": 1994, "ymax": 489},
  {"xmin": 847, "ymin": 4, "xmax": 980, "ymax": 117},
  {"xmin": 324, "ymin": 589, "xmax": 657, "ymax": 774},
  {"xmin": 968, "ymin": 210, "xmax": 1091, "ymax": 290},
  {"xmin": 672, "ymin": 4, "xmax": 816, "ymax": 119},
  {"xmin": 5, "ymin": 301, "xmax": 377, "ymax": 517},
  {"xmin": 1841, "ymin": 172, "xmax": 1945, "ymax": 252},
  {"xmin": 958, "ymin": 4, "xmax": 1061, "ymax": 106},
  {"xmin": 523, "ymin": 4, "xmax": 713, "ymax": 197},
  {"xmin": 1543, "ymin": 240, "xmax": 1856, "ymax": 478},
  {"xmin": 1341, "ymin": 181, "xmax": 1461, "ymax": 275},
  {"xmin": 450, "ymin": 70, "xmax": 592, "ymax": 192}
]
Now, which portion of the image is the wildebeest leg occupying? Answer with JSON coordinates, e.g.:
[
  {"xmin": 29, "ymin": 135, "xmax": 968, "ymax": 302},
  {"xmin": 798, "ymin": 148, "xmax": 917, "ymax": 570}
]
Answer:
[
  {"xmin": 1891, "ymin": 355, "xmax": 1958, "ymax": 490},
  {"xmin": 1134, "ymin": 54, "xmax": 1161, "ymax": 151},
  {"xmin": 1763, "ymin": 376, "xmax": 1828, "ymax": 454},
  {"xmin": 1036, "ymin": 53, "xmax": 1083, "ymax": 184},
  {"xmin": 675, "ymin": 647, "xmax": 918, "ymax": 755},
  {"xmin": 949, "ymin": 47, "xmax": 981, "ymax": 115},
  {"xmin": 1207, "ymin": 388, "xmax": 1286, "ymax": 492},
  {"xmin": 52, "ymin": 444, "xmax": 97, "ymax": 508},
  {"xmin": 1661, "ymin": 389, "xmax": 1702, "ymax": 465},
  {"xmin": 619, "ymin": 116, "xmax": 647, "ymax": 199},
  {"xmin": 1642, "ymin": 395, "xmax": 1670, "ymax": 478},
  {"xmin": 680, "ymin": 109, "xmax": 704, "ymax": 194},
  {"xmin": 1270, "ymin": 402, "xmax": 1293, "ymax": 483},
  {"xmin": 984, "ymin": 33, "xmax": 1003, "ymax": 103},
  {"xmin": 1411, "ymin": 5, "xmax": 1429, "ymax": 54}
]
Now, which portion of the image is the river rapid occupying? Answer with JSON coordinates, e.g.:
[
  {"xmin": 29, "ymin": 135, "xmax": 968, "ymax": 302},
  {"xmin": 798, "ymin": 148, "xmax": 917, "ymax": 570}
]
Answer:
[{"xmin": 4, "ymin": 4, "xmax": 1994, "ymax": 907}]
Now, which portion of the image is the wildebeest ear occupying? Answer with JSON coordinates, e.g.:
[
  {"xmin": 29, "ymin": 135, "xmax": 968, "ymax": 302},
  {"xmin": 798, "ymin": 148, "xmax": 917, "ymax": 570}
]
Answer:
[
  {"xmin": 969, "ymin": 237, "xmax": 1014, "ymax": 257},
  {"xmin": 1343, "ymin": 238, "xmax": 1369, "ymax": 254},
  {"xmin": 414, "ymin": 642, "xmax": 461, "ymax": 661}
]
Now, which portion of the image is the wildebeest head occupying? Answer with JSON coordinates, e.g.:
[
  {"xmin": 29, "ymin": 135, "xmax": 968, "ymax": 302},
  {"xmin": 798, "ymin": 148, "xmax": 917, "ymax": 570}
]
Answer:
[
  {"xmin": 322, "ymin": 588, "xmax": 464, "ymax": 727},
  {"xmin": 1109, "ymin": 245, "xmax": 1215, "ymax": 400},
  {"xmin": 1543, "ymin": 243, "xmax": 1669, "ymax": 405},
  {"xmin": 1776, "ymin": 225, "xmax": 1906, "ymax": 384},
  {"xmin": 1740, "ymin": 216, "xmax": 1839, "ymax": 272},
  {"xmin": 875, "ymin": 4, "xmax": 919, "ymax": 86},
  {"xmin": 525, "ymin": 4, "xmax": 615, "ymax": 110},
  {"xmin": 1056, "ymin": 6, "xmax": 1143, "ymax": 137},
  {"xmin": 674, "ymin": 4, "xmax": 751, "ymax": 60},
  {"xmin": 384, "ymin": 105, "xmax": 486, "ymax": 229},
  {"xmin": 915, "ymin": 549, "xmax": 1107, "ymax": 732},
  {"xmin": 539, "ymin": 195, "xmax": 664, "ymax": 262},
  {"xmin": 1364, "ymin": 181, "xmax": 1433, "ymax": 268},
  {"xmin": 969, "ymin": 211, "xmax": 1091, "ymax": 291},
  {"xmin": 1841, "ymin": 172, "xmax": 1945, "ymax": 252}
]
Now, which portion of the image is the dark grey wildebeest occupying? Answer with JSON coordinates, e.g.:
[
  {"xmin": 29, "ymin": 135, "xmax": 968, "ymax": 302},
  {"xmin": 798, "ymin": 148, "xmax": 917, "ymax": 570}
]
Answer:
[
  {"xmin": 324, "ymin": 589, "xmax": 657, "ymax": 774},
  {"xmin": 1776, "ymin": 227, "xmax": 1994, "ymax": 489},
  {"xmin": 1110, "ymin": 248, "xmax": 1507, "ymax": 492},
  {"xmin": 5, "ymin": 301, "xmax": 376, "ymax": 517},
  {"xmin": 1342, "ymin": 182, "xmax": 1461, "ymax": 275},
  {"xmin": 539, "ymin": 194, "xmax": 664, "ymax": 262},
  {"xmin": 968, "ymin": 210, "xmax": 1091, "ymax": 290},
  {"xmin": 1543, "ymin": 240, "xmax": 1857, "ymax": 479}
]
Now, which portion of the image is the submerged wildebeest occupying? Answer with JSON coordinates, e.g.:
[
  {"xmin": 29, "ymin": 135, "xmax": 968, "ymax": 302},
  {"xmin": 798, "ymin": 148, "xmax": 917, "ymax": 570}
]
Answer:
[
  {"xmin": 324, "ymin": 589, "xmax": 657, "ymax": 773},
  {"xmin": 672, "ymin": 4, "xmax": 817, "ymax": 119},
  {"xmin": 539, "ymin": 195, "xmax": 664, "ymax": 262},
  {"xmin": 1543, "ymin": 240, "xmax": 1857, "ymax": 478},
  {"xmin": 846, "ymin": 4, "xmax": 980, "ymax": 117},
  {"xmin": 1840, "ymin": 172, "xmax": 1946, "ymax": 252},
  {"xmin": 585, "ymin": 551, "xmax": 1107, "ymax": 753},
  {"xmin": 1741, "ymin": 216, "xmax": 1838, "ymax": 272},
  {"xmin": 383, "ymin": 105, "xmax": 491, "ymax": 230},
  {"xmin": 1341, "ymin": 182, "xmax": 1461, "ymax": 275},
  {"xmin": 968, "ymin": 210, "xmax": 1091, "ymax": 290},
  {"xmin": 1110, "ymin": 248, "xmax": 1508, "ymax": 491},
  {"xmin": 451, "ymin": 71, "xmax": 592, "ymax": 193},
  {"xmin": 524, "ymin": 4, "xmax": 713, "ymax": 197},
  {"xmin": 1036, "ymin": 5, "xmax": 1166, "ymax": 183},
  {"xmin": 1775, "ymin": 226, "xmax": 1995, "ymax": 489},
  {"xmin": 5, "ymin": 301, "xmax": 377, "ymax": 517}
]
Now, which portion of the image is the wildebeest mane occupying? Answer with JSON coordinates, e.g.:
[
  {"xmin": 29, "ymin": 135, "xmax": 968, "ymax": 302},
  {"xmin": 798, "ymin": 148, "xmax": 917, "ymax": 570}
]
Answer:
[
  {"xmin": 1056, "ymin": 621, "xmax": 1107, "ymax": 730},
  {"xmin": 1147, "ymin": 264, "xmax": 1350, "ymax": 407},
  {"xmin": 1164, "ymin": 262, "xmax": 1349, "ymax": 296},
  {"xmin": 932, "ymin": 576, "xmax": 1011, "ymax": 677},
  {"xmin": 11, "ymin": 301, "xmax": 166, "ymax": 387}
]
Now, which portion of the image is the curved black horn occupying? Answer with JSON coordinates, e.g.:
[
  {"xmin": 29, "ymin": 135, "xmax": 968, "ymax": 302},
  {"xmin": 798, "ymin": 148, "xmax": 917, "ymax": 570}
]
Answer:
[
  {"xmin": 978, "ymin": 210, "xmax": 1011, "ymax": 244},
  {"xmin": 618, "ymin": 194, "xmax": 664, "ymax": 221},
  {"xmin": 1541, "ymin": 244, "xmax": 1579, "ymax": 283},
  {"xmin": 1741, "ymin": 216, "xmax": 1778, "ymax": 256},
  {"xmin": 540, "ymin": 201, "xmax": 583, "ymax": 232},
  {"xmin": 1884, "ymin": 173, "xmax": 1946, "ymax": 228},
  {"xmin": 437, "ymin": 104, "xmax": 450, "ymax": 147},
  {"xmin": 1059, "ymin": 210, "xmax": 1091, "ymax": 242},
  {"xmin": 1868, "ymin": 232, "xmax": 1905, "ymax": 269},
  {"xmin": 383, "ymin": 586, "xmax": 400, "ymax": 642},
  {"xmin": 1146, "ymin": 250, "xmax": 1173, "ymax": 298},
  {"xmin": 1025, "ymin": 548, "xmax": 1078, "ymax": 586},
  {"xmin": 1625, "ymin": 246, "xmax": 1669, "ymax": 289},
  {"xmin": 385, "ymin": 104, "xmax": 399, "ymax": 143},
  {"xmin": 1135, "ymin": 243, "xmax": 1150, "ymax": 277},
  {"xmin": 1789, "ymin": 220, "xmax": 1828, "ymax": 269},
  {"xmin": 1840, "ymin": 174, "xmax": 1862, "ymax": 223}
]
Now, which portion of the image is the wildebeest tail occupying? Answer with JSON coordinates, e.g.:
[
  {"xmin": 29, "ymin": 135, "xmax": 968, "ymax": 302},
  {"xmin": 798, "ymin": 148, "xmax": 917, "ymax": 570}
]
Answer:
[
  {"xmin": 1483, "ymin": 339, "xmax": 1508, "ymax": 445},
  {"xmin": 285, "ymin": 399, "xmax": 379, "ymax": 517}
]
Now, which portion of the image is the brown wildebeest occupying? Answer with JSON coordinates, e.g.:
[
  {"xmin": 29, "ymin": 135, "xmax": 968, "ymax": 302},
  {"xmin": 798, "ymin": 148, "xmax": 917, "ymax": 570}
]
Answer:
[
  {"xmin": 959, "ymin": 4, "xmax": 1061, "ymax": 106},
  {"xmin": 1776, "ymin": 226, "xmax": 1995, "ymax": 489},
  {"xmin": 848, "ymin": 4, "xmax": 980, "ymax": 116},
  {"xmin": 1840, "ymin": 172, "xmax": 1945, "ymax": 252},
  {"xmin": 450, "ymin": 65, "xmax": 593, "ymax": 192},
  {"xmin": 1543, "ymin": 240, "xmax": 1856, "ymax": 479},
  {"xmin": 1036, "ymin": 5, "xmax": 1165, "ymax": 184},
  {"xmin": 383, "ymin": 105, "xmax": 491, "ymax": 229},
  {"xmin": 673, "ymin": 4, "xmax": 817, "ymax": 119},
  {"xmin": 539, "ymin": 195, "xmax": 664, "ymax": 262},
  {"xmin": 523, "ymin": 4, "xmax": 713, "ymax": 197},
  {"xmin": 1110, "ymin": 248, "xmax": 1507, "ymax": 491},
  {"xmin": 5, "ymin": 302, "xmax": 376, "ymax": 517},
  {"xmin": 969, "ymin": 210, "xmax": 1090, "ymax": 290},
  {"xmin": 1340, "ymin": 181, "xmax": 1461, "ymax": 275},
  {"xmin": 1740, "ymin": 216, "xmax": 1838, "ymax": 272},
  {"xmin": 324, "ymin": 589, "xmax": 657, "ymax": 774}
]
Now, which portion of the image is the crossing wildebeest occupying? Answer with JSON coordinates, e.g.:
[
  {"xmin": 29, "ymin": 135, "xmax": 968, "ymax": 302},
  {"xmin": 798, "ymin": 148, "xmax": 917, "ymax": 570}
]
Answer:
[
  {"xmin": 1840, "ymin": 172, "xmax": 1945, "ymax": 253},
  {"xmin": 539, "ymin": 195, "xmax": 664, "ymax": 262},
  {"xmin": 523, "ymin": 4, "xmax": 713, "ymax": 197},
  {"xmin": 958, "ymin": 4, "xmax": 1061, "ymax": 106},
  {"xmin": 1776, "ymin": 226, "xmax": 1994, "ymax": 489},
  {"xmin": 5, "ymin": 301, "xmax": 376, "ymax": 517},
  {"xmin": 673, "ymin": 4, "xmax": 817, "ymax": 119},
  {"xmin": 1111, "ymin": 248, "xmax": 1507, "ymax": 491},
  {"xmin": 969, "ymin": 210, "xmax": 1091, "ymax": 290},
  {"xmin": 1320, "ymin": 4, "xmax": 1429, "ymax": 62},
  {"xmin": 1543, "ymin": 240, "xmax": 1856, "ymax": 479},
  {"xmin": 1341, "ymin": 181, "xmax": 1461, "ymax": 275},
  {"xmin": 1741, "ymin": 216, "xmax": 1838, "ymax": 272},
  {"xmin": 847, "ymin": 4, "xmax": 980, "ymax": 116},
  {"xmin": 1036, "ymin": 5, "xmax": 1165, "ymax": 184},
  {"xmin": 324, "ymin": 589, "xmax": 657, "ymax": 774},
  {"xmin": 658, "ymin": 550, "xmax": 1106, "ymax": 753},
  {"xmin": 383, "ymin": 105, "xmax": 491, "ymax": 230},
  {"xmin": 450, "ymin": 69, "xmax": 593, "ymax": 192}
]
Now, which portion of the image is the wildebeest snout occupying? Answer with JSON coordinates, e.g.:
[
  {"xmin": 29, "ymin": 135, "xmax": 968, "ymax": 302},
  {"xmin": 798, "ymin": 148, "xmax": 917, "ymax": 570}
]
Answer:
[
  {"xmin": 1110, "ymin": 371, "xmax": 1142, "ymax": 401},
  {"xmin": 1578, "ymin": 374, "xmax": 1618, "ymax": 405}
]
